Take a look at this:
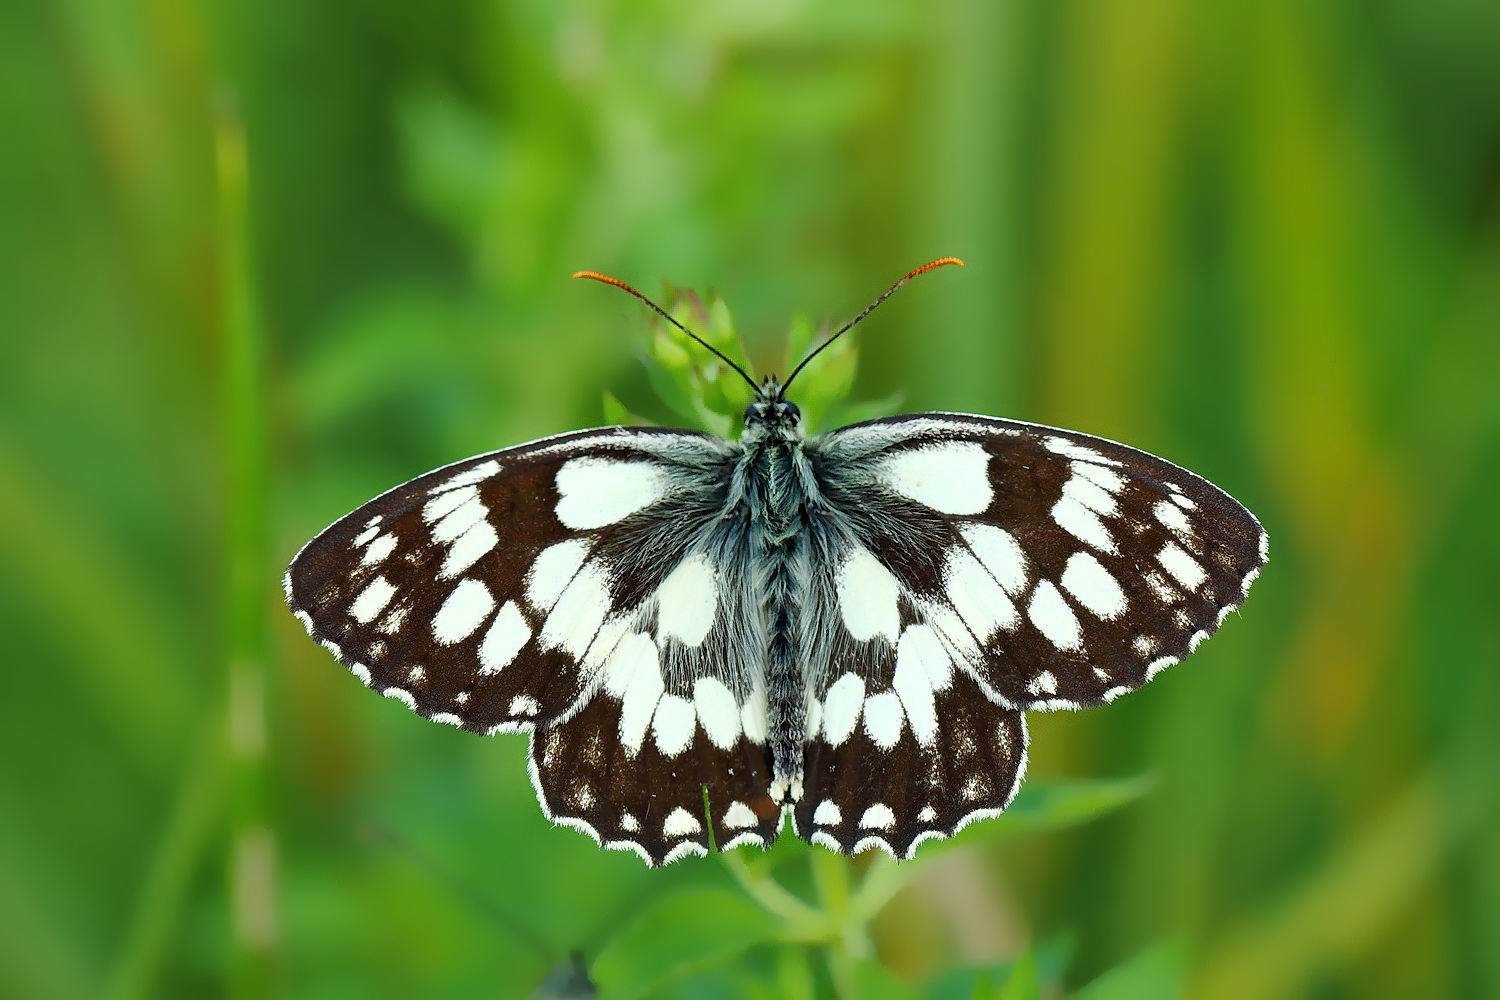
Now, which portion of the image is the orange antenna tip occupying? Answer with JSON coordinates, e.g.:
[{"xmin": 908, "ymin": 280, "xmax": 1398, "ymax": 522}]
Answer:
[
  {"xmin": 782, "ymin": 256, "xmax": 966, "ymax": 392},
  {"xmin": 572, "ymin": 268, "xmax": 758, "ymax": 391}
]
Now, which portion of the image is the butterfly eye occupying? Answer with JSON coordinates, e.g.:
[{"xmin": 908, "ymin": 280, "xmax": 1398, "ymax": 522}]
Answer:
[
  {"xmin": 743, "ymin": 402, "xmax": 762, "ymax": 425},
  {"xmin": 780, "ymin": 401, "xmax": 801, "ymax": 423}
]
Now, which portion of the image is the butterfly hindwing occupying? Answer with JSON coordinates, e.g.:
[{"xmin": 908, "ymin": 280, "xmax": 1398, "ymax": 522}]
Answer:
[
  {"xmin": 793, "ymin": 577, "xmax": 1030, "ymax": 858},
  {"xmin": 808, "ymin": 413, "xmax": 1268, "ymax": 713},
  {"xmin": 285, "ymin": 426, "xmax": 781, "ymax": 864},
  {"xmin": 533, "ymin": 690, "xmax": 780, "ymax": 865}
]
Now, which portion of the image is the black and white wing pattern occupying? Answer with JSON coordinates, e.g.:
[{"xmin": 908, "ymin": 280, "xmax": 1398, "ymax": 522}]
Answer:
[
  {"xmin": 791, "ymin": 413, "xmax": 1266, "ymax": 858},
  {"xmin": 285, "ymin": 427, "xmax": 782, "ymax": 866}
]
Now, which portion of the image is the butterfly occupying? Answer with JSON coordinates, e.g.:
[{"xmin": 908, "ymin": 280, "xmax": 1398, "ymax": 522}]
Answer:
[{"xmin": 285, "ymin": 258, "xmax": 1267, "ymax": 866}]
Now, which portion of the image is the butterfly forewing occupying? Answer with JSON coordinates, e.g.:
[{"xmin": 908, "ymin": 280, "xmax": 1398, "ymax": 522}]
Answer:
[
  {"xmin": 286, "ymin": 426, "xmax": 782, "ymax": 864},
  {"xmin": 809, "ymin": 413, "xmax": 1268, "ymax": 713}
]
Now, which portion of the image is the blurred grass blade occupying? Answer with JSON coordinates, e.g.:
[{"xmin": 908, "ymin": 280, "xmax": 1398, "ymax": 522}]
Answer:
[
  {"xmin": 1075, "ymin": 941, "xmax": 1185, "ymax": 1000},
  {"xmin": 215, "ymin": 96, "xmax": 276, "ymax": 997}
]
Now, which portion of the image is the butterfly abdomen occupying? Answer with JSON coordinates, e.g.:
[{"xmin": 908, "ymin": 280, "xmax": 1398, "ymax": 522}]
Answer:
[{"xmin": 739, "ymin": 438, "xmax": 814, "ymax": 802}]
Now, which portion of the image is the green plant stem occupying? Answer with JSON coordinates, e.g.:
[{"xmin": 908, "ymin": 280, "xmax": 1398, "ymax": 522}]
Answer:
[
  {"xmin": 811, "ymin": 850, "xmax": 870, "ymax": 999},
  {"xmin": 719, "ymin": 851, "xmax": 827, "ymax": 940},
  {"xmin": 216, "ymin": 96, "xmax": 274, "ymax": 999}
]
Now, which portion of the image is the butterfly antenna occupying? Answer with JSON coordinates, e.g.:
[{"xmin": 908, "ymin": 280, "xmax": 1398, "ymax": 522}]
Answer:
[
  {"xmin": 782, "ymin": 256, "xmax": 965, "ymax": 393},
  {"xmin": 573, "ymin": 270, "xmax": 759, "ymax": 391}
]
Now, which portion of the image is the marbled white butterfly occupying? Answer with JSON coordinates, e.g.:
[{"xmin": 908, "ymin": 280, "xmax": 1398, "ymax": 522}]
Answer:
[{"xmin": 285, "ymin": 258, "xmax": 1267, "ymax": 866}]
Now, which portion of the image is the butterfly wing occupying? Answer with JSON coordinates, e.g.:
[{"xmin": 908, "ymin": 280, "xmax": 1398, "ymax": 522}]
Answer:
[
  {"xmin": 286, "ymin": 427, "xmax": 781, "ymax": 865},
  {"xmin": 793, "ymin": 412, "xmax": 1266, "ymax": 856}
]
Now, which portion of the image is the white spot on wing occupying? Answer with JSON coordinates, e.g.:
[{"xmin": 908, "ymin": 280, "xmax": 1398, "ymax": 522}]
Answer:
[
  {"xmin": 431, "ymin": 496, "xmax": 487, "ymax": 545},
  {"xmin": 813, "ymin": 800, "xmax": 842, "ymax": 826},
  {"xmin": 960, "ymin": 774, "xmax": 991, "ymax": 801},
  {"xmin": 1026, "ymin": 670, "xmax": 1058, "ymax": 696},
  {"xmin": 423, "ymin": 485, "xmax": 477, "ymax": 524},
  {"xmin": 892, "ymin": 625, "xmax": 952, "ymax": 746},
  {"xmin": 1061, "ymin": 551, "xmax": 1127, "ymax": 619},
  {"xmin": 1153, "ymin": 499, "xmax": 1193, "ymax": 536},
  {"xmin": 945, "ymin": 548, "xmax": 1018, "ymax": 639},
  {"xmin": 1072, "ymin": 461, "xmax": 1127, "ymax": 493},
  {"xmin": 604, "ymin": 633, "xmax": 662, "ymax": 755},
  {"xmin": 862, "ymin": 692, "xmax": 904, "ymax": 749},
  {"xmin": 1044, "ymin": 437, "xmax": 1119, "ymax": 465},
  {"xmin": 508, "ymin": 695, "xmax": 539, "ymax": 716},
  {"xmin": 1158, "ymin": 542, "xmax": 1207, "ymax": 591},
  {"xmin": 360, "ymin": 533, "xmax": 397, "ymax": 566},
  {"xmin": 917, "ymin": 805, "xmax": 937, "ymax": 823},
  {"xmin": 1062, "ymin": 469, "xmax": 1119, "ymax": 517},
  {"xmin": 554, "ymin": 457, "xmax": 667, "ymax": 530},
  {"xmin": 693, "ymin": 677, "xmax": 741, "ymax": 750},
  {"xmin": 662, "ymin": 806, "xmax": 702, "ymax": 838},
  {"xmin": 540, "ymin": 562, "xmax": 610, "ymax": 659},
  {"xmin": 821, "ymin": 673, "xmax": 865, "ymax": 747},
  {"xmin": 479, "ymin": 600, "xmax": 530, "ymax": 674},
  {"xmin": 620, "ymin": 812, "xmax": 640, "ymax": 833},
  {"xmin": 657, "ymin": 553, "xmax": 718, "ymax": 647},
  {"xmin": 1144, "ymin": 571, "xmax": 1177, "ymax": 603},
  {"xmin": 838, "ymin": 547, "xmax": 901, "ymax": 642},
  {"xmin": 740, "ymin": 681, "xmax": 768, "ymax": 743},
  {"xmin": 432, "ymin": 578, "xmax": 495, "ymax": 644},
  {"xmin": 350, "ymin": 576, "xmax": 396, "ymax": 624},
  {"xmin": 859, "ymin": 803, "xmax": 896, "ymax": 830},
  {"xmin": 438, "ymin": 459, "xmax": 500, "ymax": 491},
  {"xmin": 439, "ymin": 520, "xmax": 499, "ymax": 579},
  {"xmin": 1027, "ymin": 580, "xmax": 1082, "ymax": 651},
  {"xmin": 525, "ymin": 539, "xmax": 589, "ymax": 611},
  {"xmin": 880, "ymin": 441, "xmax": 993, "ymax": 515},
  {"xmin": 960, "ymin": 524, "xmax": 1028, "ymax": 594},
  {"xmin": 652, "ymin": 694, "xmax": 696, "ymax": 757},
  {"xmin": 1051, "ymin": 495, "xmax": 1116, "ymax": 553},
  {"xmin": 723, "ymin": 801, "xmax": 758, "ymax": 830}
]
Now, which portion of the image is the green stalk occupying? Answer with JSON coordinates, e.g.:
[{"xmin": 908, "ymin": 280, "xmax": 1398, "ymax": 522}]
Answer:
[
  {"xmin": 810, "ymin": 851, "xmax": 868, "ymax": 998},
  {"xmin": 217, "ymin": 98, "xmax": 275, "ymax": 998}
]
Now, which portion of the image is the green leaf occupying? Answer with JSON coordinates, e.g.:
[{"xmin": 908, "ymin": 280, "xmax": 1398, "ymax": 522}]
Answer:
[
  {"xmin": 644, "ymin": 350, "xmax": 703, "ymax": 427},
  {"xmin": 601, "ymin": 391, "xmax": 647, "ymax": 427},
  {"xmin": 590, "ymin": 888, "xmax": 781, "ymax": 1000},
  {"xmin": 640, "ymin": 286, "xmax": 755, "ymax": 436},
  {"xmin": 997, "ymin": 776, "xmax": 1154, "ymax": 834},
  {"xmin": 1073, "ymin": 941, "xmax": 1186, "ymax": 1000},
  {"xmin": 924, "ymin": 934, "xmax": 1075, "ymax": 1000}
]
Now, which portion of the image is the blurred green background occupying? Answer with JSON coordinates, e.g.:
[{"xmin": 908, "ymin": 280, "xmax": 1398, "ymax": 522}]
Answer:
[{"xmin": 3, "ymin": 0, "xmax": 1498, "ymax": 996}]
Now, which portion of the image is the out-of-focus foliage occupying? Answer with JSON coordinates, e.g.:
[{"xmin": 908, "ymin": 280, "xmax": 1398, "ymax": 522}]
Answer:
[{"xmin": 2, "ymin": 0, "xmax": 1498, "ymax": 997}]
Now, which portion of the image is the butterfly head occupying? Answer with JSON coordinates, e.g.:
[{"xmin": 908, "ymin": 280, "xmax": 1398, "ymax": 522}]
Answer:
[{"xmin": 744, "ymin": 378, "xmax": 802, "ymax": 435}]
